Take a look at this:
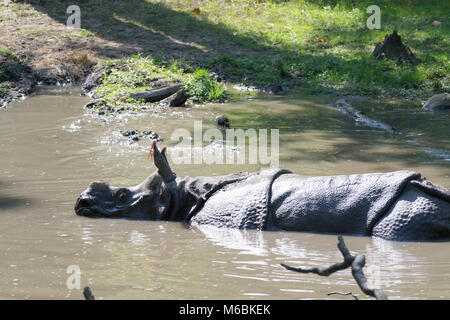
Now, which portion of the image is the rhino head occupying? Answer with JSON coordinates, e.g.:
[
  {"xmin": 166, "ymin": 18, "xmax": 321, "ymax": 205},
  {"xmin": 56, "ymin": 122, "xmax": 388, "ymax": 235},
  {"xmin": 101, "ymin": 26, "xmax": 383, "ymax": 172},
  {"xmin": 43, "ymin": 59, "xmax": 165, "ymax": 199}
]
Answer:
[{"xmin": 74, "ymin": 141, "xmax": 180, "ymax": 220}]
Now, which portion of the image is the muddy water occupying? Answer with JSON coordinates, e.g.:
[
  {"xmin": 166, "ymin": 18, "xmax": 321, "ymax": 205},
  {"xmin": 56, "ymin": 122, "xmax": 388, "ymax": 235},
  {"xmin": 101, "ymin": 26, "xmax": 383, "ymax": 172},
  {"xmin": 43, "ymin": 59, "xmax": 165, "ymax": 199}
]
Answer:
[{"xmin": 0, "ymin": 86, "xmax": 449, "ymax": 300}]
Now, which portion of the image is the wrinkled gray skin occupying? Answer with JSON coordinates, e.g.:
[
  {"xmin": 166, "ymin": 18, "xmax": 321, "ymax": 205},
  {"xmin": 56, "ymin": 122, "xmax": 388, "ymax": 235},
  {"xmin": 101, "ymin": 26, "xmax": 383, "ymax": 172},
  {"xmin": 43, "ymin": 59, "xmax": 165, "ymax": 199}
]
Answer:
[{"xmin": 75, "ymin": 142, "xmax": 450, "ymax": 241}]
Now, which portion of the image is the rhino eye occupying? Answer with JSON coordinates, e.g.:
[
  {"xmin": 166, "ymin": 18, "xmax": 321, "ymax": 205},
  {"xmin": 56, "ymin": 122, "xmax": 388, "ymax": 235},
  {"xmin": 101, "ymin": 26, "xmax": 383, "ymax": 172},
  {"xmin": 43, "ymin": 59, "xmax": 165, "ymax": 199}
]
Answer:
[{"xmin": 116, "ymin": 189, "xmax": 129, "ymax": 203}]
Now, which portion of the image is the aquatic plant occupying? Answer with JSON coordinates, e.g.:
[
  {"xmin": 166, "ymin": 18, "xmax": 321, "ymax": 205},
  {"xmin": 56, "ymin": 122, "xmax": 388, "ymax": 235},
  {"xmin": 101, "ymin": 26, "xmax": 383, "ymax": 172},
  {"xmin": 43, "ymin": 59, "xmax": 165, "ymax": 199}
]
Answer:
[{"xmin": 183, "ymin": 69, "xmax": 226, "ymax": 103}]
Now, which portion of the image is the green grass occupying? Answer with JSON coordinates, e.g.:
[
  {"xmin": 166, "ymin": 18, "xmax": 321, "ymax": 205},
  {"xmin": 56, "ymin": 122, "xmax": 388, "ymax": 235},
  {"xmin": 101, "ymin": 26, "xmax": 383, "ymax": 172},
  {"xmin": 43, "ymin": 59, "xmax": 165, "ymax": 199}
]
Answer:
[
  {"xmin": 111, "ymin": 0, "xmax": 447, "ymax": 98},
  {"xmin": 183, "ymin": 69, "xmax": 226, "ymax": 103},
  {"xmin": 0, "ymin": 47, "xmax": 14, "ymax": 57},
  {"xmin": 4, "ymin": 0, "xmax": 449, "ymax": 99},
  {"xmin": 187, "ymin": 0, "xmax": 448, "ymax": 97},
  {"xmin": 17, "ymin": 29, "xmax": 43, "ymax": 37}
]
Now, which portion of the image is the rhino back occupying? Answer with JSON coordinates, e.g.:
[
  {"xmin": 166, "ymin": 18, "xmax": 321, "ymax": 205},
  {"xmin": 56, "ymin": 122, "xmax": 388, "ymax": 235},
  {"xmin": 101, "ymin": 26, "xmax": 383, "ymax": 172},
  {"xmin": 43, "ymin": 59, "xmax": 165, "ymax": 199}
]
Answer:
[{"xmin": 269, "ymin": 171, "xmax": 421, "ymax": 235}]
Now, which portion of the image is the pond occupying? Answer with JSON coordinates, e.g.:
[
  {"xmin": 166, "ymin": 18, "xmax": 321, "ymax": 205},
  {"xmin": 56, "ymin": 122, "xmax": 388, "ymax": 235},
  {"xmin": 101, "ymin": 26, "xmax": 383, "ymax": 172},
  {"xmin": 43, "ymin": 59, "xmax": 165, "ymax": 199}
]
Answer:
[{"xmin": 0, "ymin": 86, "xmax": 448, "ymax": 299}]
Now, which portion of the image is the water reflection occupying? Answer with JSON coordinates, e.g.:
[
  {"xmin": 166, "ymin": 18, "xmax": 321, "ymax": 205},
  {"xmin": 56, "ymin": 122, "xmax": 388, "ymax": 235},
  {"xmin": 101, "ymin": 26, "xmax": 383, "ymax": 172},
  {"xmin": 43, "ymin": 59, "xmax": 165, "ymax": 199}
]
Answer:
[
  {"xmin": 196, "ymin": 225, "xmax": 268, "ymax": 256},
  {"xmin": 194, "ymin": 224, "xmax": 435, "ymax": 296}
]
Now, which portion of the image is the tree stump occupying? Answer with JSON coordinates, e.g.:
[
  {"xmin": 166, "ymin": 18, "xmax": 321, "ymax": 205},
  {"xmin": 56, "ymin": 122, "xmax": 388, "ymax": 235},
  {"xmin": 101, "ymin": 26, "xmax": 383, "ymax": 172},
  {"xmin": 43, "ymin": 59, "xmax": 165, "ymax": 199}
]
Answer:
[{"xmin": 372, "ymin": 30, "xmax": 419, "ymax": 64}]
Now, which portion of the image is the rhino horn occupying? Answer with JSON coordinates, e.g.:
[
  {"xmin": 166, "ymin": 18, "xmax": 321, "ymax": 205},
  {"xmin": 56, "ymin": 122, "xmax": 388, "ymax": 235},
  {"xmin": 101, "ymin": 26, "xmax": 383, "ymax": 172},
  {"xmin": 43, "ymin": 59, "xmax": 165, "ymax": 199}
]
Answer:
[{"xmin": 148, "ymin": 139, "xmax": 177, "ymax": 184}]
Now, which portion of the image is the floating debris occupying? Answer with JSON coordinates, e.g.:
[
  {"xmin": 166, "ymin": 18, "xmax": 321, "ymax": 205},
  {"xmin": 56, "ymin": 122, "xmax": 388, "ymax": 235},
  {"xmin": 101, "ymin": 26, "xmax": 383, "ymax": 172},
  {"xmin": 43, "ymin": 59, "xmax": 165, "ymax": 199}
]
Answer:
[{"xmin": 333, "ymin": 99, "xmax": 395, "ymax": 133}]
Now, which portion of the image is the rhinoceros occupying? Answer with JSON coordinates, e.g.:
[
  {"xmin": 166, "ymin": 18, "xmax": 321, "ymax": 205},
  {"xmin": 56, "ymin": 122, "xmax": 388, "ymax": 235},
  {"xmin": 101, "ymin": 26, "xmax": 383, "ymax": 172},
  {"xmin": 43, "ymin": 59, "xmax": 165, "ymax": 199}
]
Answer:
[{"xmin": 75, "ymin": 141, "xmax": 450, "ymax": 241}]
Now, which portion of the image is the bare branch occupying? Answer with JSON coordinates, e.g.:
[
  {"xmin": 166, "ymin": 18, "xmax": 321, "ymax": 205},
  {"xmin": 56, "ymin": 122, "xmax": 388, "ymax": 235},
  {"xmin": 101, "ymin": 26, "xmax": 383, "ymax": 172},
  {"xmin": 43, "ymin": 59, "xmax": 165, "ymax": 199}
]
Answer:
[
  {"xmin": 351, "ymin": 254, "xmax": 388, "ymax": 300},
  {"xmin": 280, "ymin": 260, "xmax": 349, "ymax": 276},
  {"xmin": 327, "ymin": 291, "xmax": 359, "ymax": 300},
  {"xmin": 281, "ymin": 235, "xmax": 388, "ymax": 300}
]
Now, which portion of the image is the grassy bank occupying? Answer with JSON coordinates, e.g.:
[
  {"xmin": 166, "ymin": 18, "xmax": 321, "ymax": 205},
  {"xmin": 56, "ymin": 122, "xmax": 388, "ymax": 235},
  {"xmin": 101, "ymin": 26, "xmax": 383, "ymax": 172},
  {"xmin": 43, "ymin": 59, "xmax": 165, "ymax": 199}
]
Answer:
[
  {"xmin": 197, "ymin": 0, "xmax": 449, "ymax": 97},
  {"xmin": 92, "ymin": 55, "xmax": 225, "ymax": 109},
  {"xmin": 1, "ymin": 0, "xmax": 448, "ymax": 103}
]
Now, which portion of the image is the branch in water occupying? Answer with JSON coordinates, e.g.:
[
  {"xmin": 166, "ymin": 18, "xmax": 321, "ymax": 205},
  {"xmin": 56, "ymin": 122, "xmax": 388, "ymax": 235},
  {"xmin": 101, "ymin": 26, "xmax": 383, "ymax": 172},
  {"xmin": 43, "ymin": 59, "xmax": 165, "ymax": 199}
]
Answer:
[
  {"xmin": 327, "ymin": 291, "xmax": 359, "ymax": 300},
  {"xmin": 281, "ymin": 235, "xmax": 388, "ymax": 300},
  {"xmin": 280, "ymin": 260, "xmax": 349, "ymax": 276},
  {"xmin": 83, "ymin": 286, "xmax": 95, "ymax": 300}
]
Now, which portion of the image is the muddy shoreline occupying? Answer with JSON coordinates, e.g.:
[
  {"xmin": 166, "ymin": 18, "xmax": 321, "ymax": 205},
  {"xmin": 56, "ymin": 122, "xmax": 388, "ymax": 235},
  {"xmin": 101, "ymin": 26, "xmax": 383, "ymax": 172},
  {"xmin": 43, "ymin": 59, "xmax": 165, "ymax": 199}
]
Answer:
[
  {"xmin": 0, "ymin": 63, "xmax": 94, "ymax": 109},
  {"xmin": 1, "ymin": 60, "xmax": 447, "ymax": 117},
  {"xmin": 0, "ymin": 61, "xmax": 34, "ymax": 108},
  {"xmin": 0, "ymin": 64, "xmax": 407, "ymax": 110},
  {"xmin": 0, "ymin": 63, "xmax": 253, "ymax": 111}
]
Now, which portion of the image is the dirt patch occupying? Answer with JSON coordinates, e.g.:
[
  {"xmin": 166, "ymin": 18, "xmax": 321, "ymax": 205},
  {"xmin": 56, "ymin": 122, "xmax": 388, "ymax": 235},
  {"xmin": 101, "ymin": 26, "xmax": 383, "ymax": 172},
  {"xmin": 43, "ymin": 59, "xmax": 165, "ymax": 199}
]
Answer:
[
  {"xmin": 0, "ymin": 3, "xmax": 99, "ymax": 105},
  {"xmin": 0, "ymin": 2, "xmax": 140, "ymax": 82}
]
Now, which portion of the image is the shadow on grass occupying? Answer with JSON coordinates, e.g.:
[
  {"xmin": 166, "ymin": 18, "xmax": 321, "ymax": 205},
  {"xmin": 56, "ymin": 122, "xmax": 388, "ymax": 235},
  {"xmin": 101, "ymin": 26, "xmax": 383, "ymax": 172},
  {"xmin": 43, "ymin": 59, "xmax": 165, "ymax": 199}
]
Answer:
[
  {"xmin": 11, "ymin": 0, "xmax": 449, "ymax": 94},
  {"xmin": 26, "ymin": 0, "xmax": 356, "ymax": 89}
]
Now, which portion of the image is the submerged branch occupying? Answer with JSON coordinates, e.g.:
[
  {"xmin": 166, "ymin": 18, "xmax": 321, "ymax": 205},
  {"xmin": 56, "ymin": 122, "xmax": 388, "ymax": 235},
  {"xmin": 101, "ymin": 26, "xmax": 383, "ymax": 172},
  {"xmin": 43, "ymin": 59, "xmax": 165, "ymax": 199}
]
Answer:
[{"xmin": 281, "ymin": 235, "xmax": 388, "ymax": 300}]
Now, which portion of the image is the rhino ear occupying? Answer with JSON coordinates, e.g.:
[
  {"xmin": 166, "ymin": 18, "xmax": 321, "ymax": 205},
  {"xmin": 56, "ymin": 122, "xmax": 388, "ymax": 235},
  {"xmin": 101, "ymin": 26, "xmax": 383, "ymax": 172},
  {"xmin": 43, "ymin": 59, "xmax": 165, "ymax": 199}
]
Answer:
[
  {"xmin": 139, "ymin": 171, "xmax": 162, "ymax": 193},
  {"xmin": 148, "ymin": 140, "xmax": 176, "ymax": 183}
]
